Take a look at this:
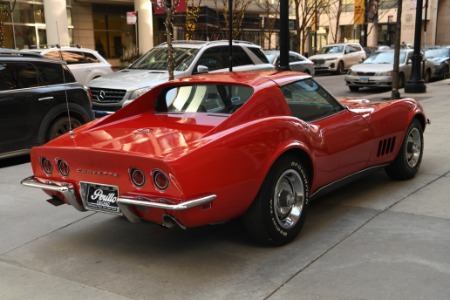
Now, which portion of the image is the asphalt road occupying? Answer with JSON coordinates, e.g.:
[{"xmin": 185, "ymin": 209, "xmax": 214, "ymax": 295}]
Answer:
[{"xmin": 1, "ymin": 79, "xmax": 450, "ymax": 300}]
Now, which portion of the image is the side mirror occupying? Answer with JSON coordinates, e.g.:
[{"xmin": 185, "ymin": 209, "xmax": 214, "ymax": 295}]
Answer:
[{"xmin": 196, "ymin": 65, "xmax": 209, "ymax": 74}]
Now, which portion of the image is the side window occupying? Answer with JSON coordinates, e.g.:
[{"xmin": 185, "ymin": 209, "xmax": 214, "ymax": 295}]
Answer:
[
  {"xmin": 16, "ymin": 63, "xmax": 39, "ymax": 89},
  {"xmin": 83, "ymin": 52, "xmax": 100, "ymax": 63},
  {"xmin": 196, "ymin": 47, "xmax": 226, "ymax": 71},
  {"xmin": 0, "ymin": 63, "xmax": 16, "ymax": 91},
  {"xmin": 36, "ymin": 62, "xmax": 76, "ymax": 85},
  {"xmin": 281, "ymin": 79, "xmax": 342, "ymax": 121},
  {"xmin": 247, "ymin": 47, "xmax": 269, "ymax": 63},
  {"xmin": 232, "ymin": 46, "xmax": 253, "ymax": 66}
]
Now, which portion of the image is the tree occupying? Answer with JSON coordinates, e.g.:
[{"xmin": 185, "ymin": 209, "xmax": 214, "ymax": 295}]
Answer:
[
  {"xmin": 185, "ymin": 0, "xmax": 202, "ymax": 40},
  {"xmin": 222, "ymin": 0, "xmax": 252, "ymax": 39},
  {"xmin": 151, "ymin": 0, "xmax": 180, "ymax": 80},
  {"xmin": 256, "ymin": 0, "xmax": 280, "ymax": 49},
  {"xmin": 0, "ymin": 0, "xmax": 16, "ymax": 48}
]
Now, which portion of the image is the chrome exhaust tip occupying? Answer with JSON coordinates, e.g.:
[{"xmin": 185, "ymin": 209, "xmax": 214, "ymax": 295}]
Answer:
[{"xmin": 162, "ymin": 214, "xmax": 186, "ymax": 230}]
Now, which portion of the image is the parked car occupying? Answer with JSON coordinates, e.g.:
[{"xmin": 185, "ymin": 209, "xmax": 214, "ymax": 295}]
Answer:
[
  {"xmin": 88, "ymin": 40, "xmax": 274, "ymax": 115},
  {"xmin": 309, "ymin": 43, "xmax": 366, "ymax": 74},
  {"xmin": 424, "ymin": 47, "xmax": 450, "ymax": 80},
  {"xmin": 264, "ymin": 50, "xmax": 315, "ymax": 75},
  {"xmin": 0, "ymin": 49, "xmax": 94, "ymax": 159},
  {"xmin": 23, "ymin": 46, "xmax": 113, "ymax": 86},
  {"xmin": 21, "ymin": 70, "xmax": 427, "ymax": 246},
  {"xmin": 345, "ymin": 49, "xmax": 435, "ymax": 91}
]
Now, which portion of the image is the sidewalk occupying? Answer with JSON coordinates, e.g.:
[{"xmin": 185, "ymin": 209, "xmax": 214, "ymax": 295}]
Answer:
[{"xmin": 364, "ymin": 77, "xmax": 450, "ymax": 101}]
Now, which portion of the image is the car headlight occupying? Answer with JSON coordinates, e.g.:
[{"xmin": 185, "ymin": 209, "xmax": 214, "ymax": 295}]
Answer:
[
  {"xmin": 325, "ymin": 57, "xmax": 337, "ymax": 61},
  {"xmin": 348, "ymin": 69, "xmax": 357, "ymax": 76},
  {"xmin": 129, "ymin": 87, "xmax": 151, "ymax": 100},
  {"xmin": 375, "ymin": 71, "xmax": 393, "ymax": 76}
]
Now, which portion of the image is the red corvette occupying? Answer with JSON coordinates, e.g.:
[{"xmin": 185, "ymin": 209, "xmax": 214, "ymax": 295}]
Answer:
[{"xmin": 22, "ymin": 71, "xmax": 428, "ymax": 245}]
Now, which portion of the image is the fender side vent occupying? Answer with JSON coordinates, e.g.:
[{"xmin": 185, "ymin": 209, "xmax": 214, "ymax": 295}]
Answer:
[{"xmin": 377, "ymin": 137, "xmax": 396, "ymax": 157}]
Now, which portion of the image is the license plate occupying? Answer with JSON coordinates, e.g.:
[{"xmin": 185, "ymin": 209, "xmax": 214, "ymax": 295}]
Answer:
[
  {"xmin": 360, "ymin": 77, "xmax": 369, "ymax": 83},
  {"xmin": 81, "ymin": 182, "xmax": 120, "ymax": 213}
]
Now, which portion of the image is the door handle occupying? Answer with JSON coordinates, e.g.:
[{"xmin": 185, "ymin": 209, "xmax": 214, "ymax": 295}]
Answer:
[{"xmin": 38, "ymin": 96, "xmax": 54, "ymax": 101}]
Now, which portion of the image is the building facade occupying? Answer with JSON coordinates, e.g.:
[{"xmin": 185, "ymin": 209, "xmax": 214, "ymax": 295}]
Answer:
[{"xmin": 1, "ymin": 0, "xmax": 449, "ymax": 65}]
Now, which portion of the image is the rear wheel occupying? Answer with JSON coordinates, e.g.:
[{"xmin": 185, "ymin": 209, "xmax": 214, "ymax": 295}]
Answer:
[
  {"xmin": 243, "ymin": 155, "xmax": 309, "ymax": 246},
  {"xmin": 385, "ymin": 119, "xmax": 423, "ymax": 180},
  {"xmin": 47, "ymin": 116, "xmax": 83, "ymax": 141}
]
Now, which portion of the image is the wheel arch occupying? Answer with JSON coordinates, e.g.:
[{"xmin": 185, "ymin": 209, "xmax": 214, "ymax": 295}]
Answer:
[
  {"xmin": 266, "ymin": 146, "xmax": 314, "ymax": 188},
  {"xmin": 37, "ymin": 103, "xmax": 93, "ymax": 144}
]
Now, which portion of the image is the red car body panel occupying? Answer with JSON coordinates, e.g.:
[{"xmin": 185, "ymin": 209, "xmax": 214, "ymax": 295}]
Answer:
[{"xmin": 24, "ymin": 71, "xmax": 427, "ymax": 228}]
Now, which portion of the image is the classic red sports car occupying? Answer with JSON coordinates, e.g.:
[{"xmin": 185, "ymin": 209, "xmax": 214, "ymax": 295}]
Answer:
[{"xmin": 22, "ymin": 71, "xmax": 428, "ymax": 245}]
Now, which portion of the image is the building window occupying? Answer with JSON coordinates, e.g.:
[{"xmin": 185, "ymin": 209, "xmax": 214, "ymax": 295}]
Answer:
[{"xmin": 92, "ymin": 4, "xmax": 135, "ymax": 59}]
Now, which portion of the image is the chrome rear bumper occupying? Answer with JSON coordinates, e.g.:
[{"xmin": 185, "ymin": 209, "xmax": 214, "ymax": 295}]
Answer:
[{"xmin": 21, "ymin": 176, "xmax": 216, "ymax": 224}]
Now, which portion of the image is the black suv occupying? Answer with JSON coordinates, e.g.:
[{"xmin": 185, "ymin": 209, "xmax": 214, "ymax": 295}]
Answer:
[{"xmin": 0, "ymin": 49, "xmax": 94, "ymax": 159}]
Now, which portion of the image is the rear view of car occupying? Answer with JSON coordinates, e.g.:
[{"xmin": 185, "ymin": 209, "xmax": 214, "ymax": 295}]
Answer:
[
  {"xmin": 23, "ymin": 46, "xmax": 113, "ymax": 86},
  {"xmin": 0, "ymin": 50, "xmax": 94, "ymax": 159}
]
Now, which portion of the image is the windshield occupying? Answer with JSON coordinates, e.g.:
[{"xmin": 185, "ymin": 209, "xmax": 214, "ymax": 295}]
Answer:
[
  {"xmin": 155, "ymin": 84, "xmax": 254, "ymax": 114},
  {"xmin": 364, "ymin": 51, "xmax": 406, "ymax": 64},
  {"xmin": 425, "ymin": 48, "xmax": 448, "ymax": 58},
  {"xmin": 129, "ymin": 47, "xmax": 200, "ymax": 71},
  {"xmin": 319, "ymin": 45, "xmax": 344, "ymax": 54}
]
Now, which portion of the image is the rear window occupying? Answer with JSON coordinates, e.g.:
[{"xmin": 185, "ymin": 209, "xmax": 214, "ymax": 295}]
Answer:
[
  {"xmin": 43, "ymin": 51, "xmax": 100, "ymax": 64},
  {"xmin": 155, "ymin": 84, "xmax": 254, "ymax": 114}
]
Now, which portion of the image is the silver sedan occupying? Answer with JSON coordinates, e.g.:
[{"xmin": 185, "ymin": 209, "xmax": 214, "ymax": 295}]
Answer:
[
  {"xmin": 345, "ymin": 49, "xmax": 434, "ymax": 91},
  {"xmin": 264, "ymin": 50, "xmax": 315, "ymax": 75}
]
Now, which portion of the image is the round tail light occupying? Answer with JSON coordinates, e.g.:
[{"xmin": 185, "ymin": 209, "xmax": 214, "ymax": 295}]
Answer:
[
  {"xmin": 57, "ymin": 159, "xmax": 70, "ymax": 177},
  {"xmin": 130, "ymin": 168, "xmax": 146, "ymax": 187},
  {"xmin": 40, "ymin": 157, "xmax": 53, "ymax": 175},
  {"xmin": 153, "ymin": 170, "xmax": 169, "ymax": 191}
]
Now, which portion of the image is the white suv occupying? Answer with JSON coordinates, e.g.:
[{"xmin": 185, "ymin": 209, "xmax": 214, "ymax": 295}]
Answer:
[
  {"xmin": 23, "ymin": 46, "xmax": 112, "ymax": 85},
  {"xmin": 309, "ymin": 43, "xmax": 366, "ymax": 75},
  {"xmin": 88, "ymin": 40, "xmax": 274, "ymax": 115}
]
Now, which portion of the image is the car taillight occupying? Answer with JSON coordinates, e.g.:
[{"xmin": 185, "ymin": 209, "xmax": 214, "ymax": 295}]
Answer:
[
  {"xmin": 40, "ymin": 157, "xmax": 53, "ymax": 175},
  {"xmin": 57, "ymin": 159, "xmax": 70, "ymax": 177},
  {"xmin": 152, "ymin": 170, "xmax": 169, "ymax": 191},
  {"xmin": 130, "ymin": 168, "xmax": 146, "ymax": 187}
]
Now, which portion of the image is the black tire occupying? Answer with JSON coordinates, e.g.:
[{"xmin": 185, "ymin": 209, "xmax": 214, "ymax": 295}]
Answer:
[
  {"xmin": 424, "ymin": 69, "xmax": 431, "ymax": 83},
  {"xmin": 349, "ymin": 86, "xmax": 360, "ymax": 92},
  {"xmin": 442, "ymin": 65, "xmax": 449, "ymax": 80},
  {"xmin": 398, "ymin": 73, "xmax": 406, "ymax": 88},
  {"xmin": 47, "ymin": 116, "xmax": 83, "ymax": 141},
  {"xmin": 385, "ymin": 119, "xmax": 424, "ymax": 180},
  {"xmin": 335, "ymin": 61, "xmax": 345, "ymax": 75},
  {"xmin": 243, "ymin": 155, "xmax": 309, "ymax": 246}
]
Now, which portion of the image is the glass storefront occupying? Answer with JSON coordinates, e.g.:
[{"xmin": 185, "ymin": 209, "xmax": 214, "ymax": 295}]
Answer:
[
  {"xmin": 0, "ymin": 0, "xmax": 73, "ymax": 49},
  {"xmin": 92, "ymin": 4, "xmax": 135, "ymax": 59}
]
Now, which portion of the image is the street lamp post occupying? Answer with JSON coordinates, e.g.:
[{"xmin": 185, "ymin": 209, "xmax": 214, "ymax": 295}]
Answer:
[{"xmin": 404, "ymin": 0, "xmax": 426, "ymax": 93}]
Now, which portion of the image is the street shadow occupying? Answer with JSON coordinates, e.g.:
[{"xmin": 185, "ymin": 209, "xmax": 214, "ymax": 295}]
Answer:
[{"xmin": 0, "ymin": 155, "xmax": 30, "ymax": 168}]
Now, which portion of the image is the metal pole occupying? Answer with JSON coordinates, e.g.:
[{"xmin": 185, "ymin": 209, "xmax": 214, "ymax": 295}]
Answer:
[
  {"xmin": 405, "ymin": 0, "xmax": 426, "ymax": 93},
  {"xmin": 228, "ymin": 0, "xmax": 233, "ymax": 72},
  {"xmin": 278, "ymin": 0, "xmax": 290, "ymax": 70}
]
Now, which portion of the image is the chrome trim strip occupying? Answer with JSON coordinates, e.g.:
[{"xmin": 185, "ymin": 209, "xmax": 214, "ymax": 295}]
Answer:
[
  {"xmin": 21, "ymin": 176, "xmax": 86, "ymax": 212},
  {"xmin": 117, "ymin": 194, "xmax": 216, "ymax": 210}
]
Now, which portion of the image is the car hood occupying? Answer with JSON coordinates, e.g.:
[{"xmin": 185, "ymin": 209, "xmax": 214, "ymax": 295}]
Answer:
[
  {"xmin": 349, "ymin": 63, "xmax": 396, "ymax": 72},
  {"xmin": 45, "ymin": 113, "xmax": 225, "ymax": 160},
  {"xmin": 309, "ymin": 53, "xmax": 343, "ymax": 60},
  {"xmin": 426, "ymin": 57, "xmax": 447, "ymax": 65},
  {"xmin": 88, "ymin": 69, "xmax": 186, "ymax": 91}
]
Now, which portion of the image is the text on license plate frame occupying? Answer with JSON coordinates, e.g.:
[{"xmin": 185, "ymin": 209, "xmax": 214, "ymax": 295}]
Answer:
[{"xmin": 80, "ymin": 182, "xmax": 120, "ymax": 214}]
